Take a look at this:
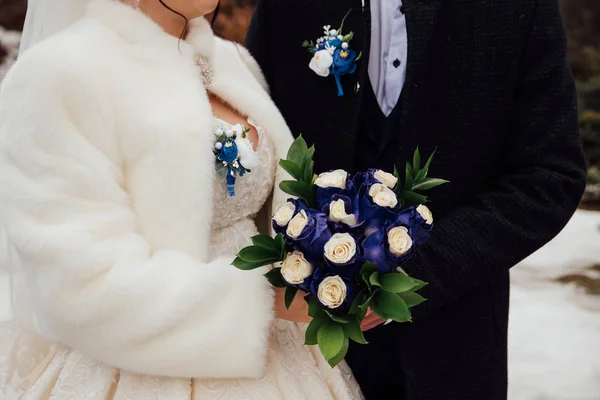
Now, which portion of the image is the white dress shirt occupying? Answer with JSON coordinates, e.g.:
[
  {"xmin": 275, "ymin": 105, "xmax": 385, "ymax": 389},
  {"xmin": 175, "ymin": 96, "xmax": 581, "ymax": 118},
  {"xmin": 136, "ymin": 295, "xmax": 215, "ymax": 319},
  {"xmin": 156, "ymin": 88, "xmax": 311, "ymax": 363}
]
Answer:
[{"xmin": 368, "ymin": 0, "xmax": 408, "ymax": 116}]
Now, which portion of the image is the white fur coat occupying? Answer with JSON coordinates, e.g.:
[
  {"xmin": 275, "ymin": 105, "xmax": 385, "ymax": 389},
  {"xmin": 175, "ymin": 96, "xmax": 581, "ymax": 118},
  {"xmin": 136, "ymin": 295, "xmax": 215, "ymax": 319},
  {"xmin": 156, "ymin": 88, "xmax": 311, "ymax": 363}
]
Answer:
[{"xmin": 0, "ymin": 0, "xmax": 294, "ymax": 380}]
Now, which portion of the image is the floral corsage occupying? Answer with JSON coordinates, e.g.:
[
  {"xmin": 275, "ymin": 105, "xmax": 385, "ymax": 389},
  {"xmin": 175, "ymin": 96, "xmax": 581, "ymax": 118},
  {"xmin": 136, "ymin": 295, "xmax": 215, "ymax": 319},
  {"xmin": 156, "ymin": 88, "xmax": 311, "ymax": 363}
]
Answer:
[
  {"xmin": 214, "ymin": 122, "xmax": 259, "ymax": 197},
  {"xmin": 302, "ymin": 11, "xmax": 362, "ymax": 96}
]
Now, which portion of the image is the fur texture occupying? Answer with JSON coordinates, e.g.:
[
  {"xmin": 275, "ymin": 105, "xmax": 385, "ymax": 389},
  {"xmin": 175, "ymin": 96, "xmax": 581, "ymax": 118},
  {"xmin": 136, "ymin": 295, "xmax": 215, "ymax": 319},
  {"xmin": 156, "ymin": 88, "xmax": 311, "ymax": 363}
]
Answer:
[{"xmin": 0, "ymin": 0, "xmax": 294, "ymax": 379}]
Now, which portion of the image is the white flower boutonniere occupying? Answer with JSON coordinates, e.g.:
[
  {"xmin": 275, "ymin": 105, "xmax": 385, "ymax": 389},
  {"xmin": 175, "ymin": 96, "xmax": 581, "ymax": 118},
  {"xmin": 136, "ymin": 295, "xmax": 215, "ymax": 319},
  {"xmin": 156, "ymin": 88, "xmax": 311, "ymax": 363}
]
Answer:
[{"xmin": 302, "ymin": 11, "xmax": 362, "ymax": 96}]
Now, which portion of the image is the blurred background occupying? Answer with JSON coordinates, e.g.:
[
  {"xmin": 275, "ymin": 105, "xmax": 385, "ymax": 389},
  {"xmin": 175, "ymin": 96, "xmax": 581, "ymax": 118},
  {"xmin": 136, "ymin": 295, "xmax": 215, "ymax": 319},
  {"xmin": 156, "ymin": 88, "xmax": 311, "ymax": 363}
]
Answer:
[{"xmin": 0, "ymin": 1, "xmax": 599, "ymax": 399}]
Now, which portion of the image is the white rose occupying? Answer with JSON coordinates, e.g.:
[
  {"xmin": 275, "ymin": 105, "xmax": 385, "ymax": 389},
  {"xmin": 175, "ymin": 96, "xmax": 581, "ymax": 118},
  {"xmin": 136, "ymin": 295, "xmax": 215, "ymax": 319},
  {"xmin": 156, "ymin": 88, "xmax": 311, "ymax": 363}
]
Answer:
[
  {"xmin": 417, "ymin": 204, "xmax": 434, "ymax": 225},
  {"xmin": 315, "ymin": 169, "xmax": 348, "ymax": 189},
  {"xmin": 286, "ymin": 210, "xmax": 309, "ymax": 238},
  {"xmin": 281, "ymin": 251, "xmax": 313, "ymax": 285},
  {"xmin": 373, "ymin": 170, "xmax": 398, "ymax": 189},
  {"xmin": 309, "ymin": 50, "xmax": 334, "ymax": 77},
  {"xmin": 388, "ymin": 226, "xmax": 413, "ymax": 257},
  {"xmin": 328, "ymin": 199, "xmax": 358, "ymax": 226},
  {"xmin": 324, "ymin": 233, "xmax": 357, "ymax": 264},
  {"xmin": 272, "ymin": 201, "xmax": 296, "ymax": 227},
  {"xmin": 369, "ymin": 183, "xmax": 398, "ymax": 208},
  {"xmin": 318, "ymin": 275, "xmax": 347, "ymax": 309}
]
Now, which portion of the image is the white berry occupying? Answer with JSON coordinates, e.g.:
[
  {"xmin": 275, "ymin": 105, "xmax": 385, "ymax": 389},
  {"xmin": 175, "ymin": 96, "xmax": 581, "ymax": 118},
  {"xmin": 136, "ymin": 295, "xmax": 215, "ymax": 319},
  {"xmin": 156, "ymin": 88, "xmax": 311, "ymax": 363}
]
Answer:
[
  {"xmin": 342, "ymin": 42, "xmax": 349, "ymax": 49},
  {"xmin": 216, "ymin": 128, "xmax": 223, "ymax": 135},
  {"xmin": 337, "ymin": 35, "xmax": 343, "ymax": 40},
  {"xmin": 330, "ymin": 29, "xmax": 337, "ymax": 36},
  {"xmin": 225, "ymin": 129, "xmax": 233, "ymax": 137},
  {"xmin": 214, "ymin": 142, "xmax": 223, "ymax": 150}
]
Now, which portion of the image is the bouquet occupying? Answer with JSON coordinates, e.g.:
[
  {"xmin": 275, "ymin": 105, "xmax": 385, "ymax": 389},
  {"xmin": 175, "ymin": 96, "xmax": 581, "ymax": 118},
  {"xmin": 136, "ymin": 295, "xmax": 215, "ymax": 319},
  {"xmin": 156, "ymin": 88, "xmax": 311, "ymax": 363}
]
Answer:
[{"xmin": 232, "ymin": 137, "xmax": 448, "ymax": 367}]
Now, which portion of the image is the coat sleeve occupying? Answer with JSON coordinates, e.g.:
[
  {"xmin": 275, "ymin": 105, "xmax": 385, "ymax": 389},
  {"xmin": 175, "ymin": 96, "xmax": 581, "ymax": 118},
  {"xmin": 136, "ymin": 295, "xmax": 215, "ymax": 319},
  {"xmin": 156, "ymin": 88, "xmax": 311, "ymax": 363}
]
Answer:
[
  {"xmin": 0, "ymin": 49, "xmax": 273, "ymax": 379},
  {"xmin": 402, "ymin": 0, "xmax": 587, "ymax": 319}
]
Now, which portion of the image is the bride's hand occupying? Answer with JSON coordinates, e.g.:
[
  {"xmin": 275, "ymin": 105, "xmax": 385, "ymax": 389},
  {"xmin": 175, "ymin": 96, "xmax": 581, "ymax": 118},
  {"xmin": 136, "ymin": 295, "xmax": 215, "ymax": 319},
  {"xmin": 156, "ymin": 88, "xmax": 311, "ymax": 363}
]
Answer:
[{"xmin": 273, "ymin": 287, "xmax": 312, "ymax": 323}]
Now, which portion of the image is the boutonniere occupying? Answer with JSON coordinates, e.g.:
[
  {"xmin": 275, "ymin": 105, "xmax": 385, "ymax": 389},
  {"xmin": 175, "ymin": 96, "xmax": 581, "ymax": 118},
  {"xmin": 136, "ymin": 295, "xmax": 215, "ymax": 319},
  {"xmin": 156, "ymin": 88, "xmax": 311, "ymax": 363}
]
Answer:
[
  {"xmin": 213, "ymin": 123, "xmax": 259, "ymax": 197},
  {"xmin": 302, "ymin": 10, "xmax": 362, "ymax": 97}
]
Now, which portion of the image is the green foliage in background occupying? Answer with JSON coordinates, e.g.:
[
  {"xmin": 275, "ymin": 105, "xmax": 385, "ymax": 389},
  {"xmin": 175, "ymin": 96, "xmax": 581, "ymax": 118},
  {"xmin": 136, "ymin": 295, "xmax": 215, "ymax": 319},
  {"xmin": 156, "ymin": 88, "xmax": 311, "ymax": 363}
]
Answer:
[{"xmin": 579, "ymin": 79, "xmax": 600, "ymax": 183}]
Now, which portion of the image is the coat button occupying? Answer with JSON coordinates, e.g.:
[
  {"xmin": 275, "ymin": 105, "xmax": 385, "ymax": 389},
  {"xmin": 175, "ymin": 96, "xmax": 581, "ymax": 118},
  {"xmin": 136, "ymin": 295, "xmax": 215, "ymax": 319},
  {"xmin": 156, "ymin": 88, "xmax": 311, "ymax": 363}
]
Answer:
[{"xmin": 354, "ymin": 82, "xmax": 361, "ymax": 95}]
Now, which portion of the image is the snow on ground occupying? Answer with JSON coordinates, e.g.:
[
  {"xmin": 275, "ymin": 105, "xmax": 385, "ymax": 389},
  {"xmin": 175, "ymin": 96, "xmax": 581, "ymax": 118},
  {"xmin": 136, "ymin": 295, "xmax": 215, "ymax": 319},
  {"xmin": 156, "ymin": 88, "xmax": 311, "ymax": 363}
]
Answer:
[
  {"xmin": 509, "ymin": 210, "xmax": 600, "ymax": 400},
  {"xmin": 0, "ymin": 214, "xmax": 599, "ymax": 397}
]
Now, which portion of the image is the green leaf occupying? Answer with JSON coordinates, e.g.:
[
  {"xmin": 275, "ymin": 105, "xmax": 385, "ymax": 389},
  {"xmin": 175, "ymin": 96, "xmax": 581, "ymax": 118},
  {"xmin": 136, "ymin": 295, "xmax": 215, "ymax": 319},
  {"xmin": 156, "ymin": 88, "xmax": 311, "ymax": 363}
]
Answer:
[
  {"xmin": 401, "ymin": 191, "xmax": 428, "ymax": 207},
  {"xmin": 349, "ymin": 289, "xmax": 368, "ymax": 315},
  {"xmin": 393, "ymin": 164, "xmax": 400, "ymax": 179},
  {"xmin": 422, "ymin": 148, "xmax": 437, "ymax": 176},
  {"xmin": 237, "ymin": 246, "xmax": 280, "ymax": 263},
  {"xmin": 324, "ymin": 310, "xmax": 350, "ymax": 324},
  {"xmin": 302, "ymin": 159, "xmax": 315, "ymax": 183},
  {"xmin": 305, "ymin": 144, "xmax": 316, "ymax": 164},
  {"xmin": 317, "ymin": 321, "xmax": 346, "ymax": 361},
  {"xmin": 411, "ymin": 278, "xmax": 429, "ymax": 291},
  {"xmin": 369, "ymin": 271, "xmax": 382, "ymax": 287},
  {"xmin": 285, "ymin": 286, "xmax": 298, "ymax": 310},
  {"xmin": 404, "ymin": 163, "xmax": 414, "ymax": 191},
  {"xmin": 307, "ymin": 296, "xmax": 324, "ymax": 318},
  {"xmin": 370, "ymin": 296, "xmax": 389, "ymax": 320},
  {"xmin": 279, "ymin": 180, "xmax": 315, "ymax": 205},
  {"xmin": 360, "ymin": 262, "xmax": 378, "ymax": 275},
  {"xmin": 263, "ymin": 268, "xmax": 287, "ymax": 288},
  {"xmin": 231, "ymin": 256, "xmax": 267, "ymax": 271},
  {"xmin": 399, "ymin": 292, "xmax": 427, "ymax": 308},
  {"xmin": 305, "ymin": 314, "xmax": 328, "ymax": 345},
  {"xmin": 327, "ymin": 335, "xmax": 349, "ymax": 368},
  {"xmin": 380, "ymin": 273, "xmax": 418, "ymax": 293},
  {"xmin": 279, "ymin": 159, "xmax": 303, "ymax": 181},
  {"xmin": 274, "ymin": 234, "xmax": 286, "ymax": 259},
  {"xmin": 414, "ymin": 169, "xmax": 427, "ymax": 184},
  {"xmin": 286, "ymin": 136, "xmax": 309, "ymax": 167},
  {"xmin": 413, "ymin": 147, "xmax": 421, "ymax": 171},
  {"xmin": 355, "ymin": 51, "xmax": 363, "ymax": 62},
  {"xmin": 251, "ymin": 235, "xmax": 277, "ymax": 251},
  {"xmin": 376, "ymin": 291, "xmax": 411, "ymax": 323},
  {"xmin": 342, "ymin": 31, "xmax": 354, "ymax": 43},
  {"xmin": 412, "ymin": 178, "xmax": 450, "ymax": 191},
  {"xmin": 344, "ymin": 316, "xmax": 368, "ymax": 344}
]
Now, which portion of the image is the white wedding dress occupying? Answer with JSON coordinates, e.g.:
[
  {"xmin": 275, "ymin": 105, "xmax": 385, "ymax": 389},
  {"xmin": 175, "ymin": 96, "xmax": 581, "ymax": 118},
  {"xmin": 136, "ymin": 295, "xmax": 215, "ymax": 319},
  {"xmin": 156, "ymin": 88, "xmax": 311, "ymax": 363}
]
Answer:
[{"xmin": 0, "ymin": 118, "xmax": 363, "ymax": 400}]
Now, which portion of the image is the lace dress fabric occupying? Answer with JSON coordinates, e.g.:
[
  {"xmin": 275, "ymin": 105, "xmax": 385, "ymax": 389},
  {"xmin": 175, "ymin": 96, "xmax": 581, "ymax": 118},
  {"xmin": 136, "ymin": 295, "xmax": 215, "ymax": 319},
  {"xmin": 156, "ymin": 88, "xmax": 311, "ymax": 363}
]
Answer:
[{"xmin": 0, "ymin": 118, "xmax": 364, "ymax": 400}]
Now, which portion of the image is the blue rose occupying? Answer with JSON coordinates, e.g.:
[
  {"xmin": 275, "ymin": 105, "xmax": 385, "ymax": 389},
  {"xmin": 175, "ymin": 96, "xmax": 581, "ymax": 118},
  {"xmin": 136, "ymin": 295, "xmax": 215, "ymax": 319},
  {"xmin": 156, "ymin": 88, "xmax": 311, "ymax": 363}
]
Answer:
[
  {"xmin": 331, "ymin": 48, "xmax": 357, "ymax": 76},
  {"xmin": 314, "ymin": 170, "xmax": 355, "ymax": 210},
  {"xmin": 284, "ymin": 201, "xmax": 332, "ymax": 261},
  {"xmin": 354, "ymin": 184, "xmax": 398, "ymax": 234},
  {"xmin": 362, "ymin": 208, "xmax": 430, "ymax": 273},
  {"xmin": 217, "ymin": 139, "xmax": 238, "ymax": 163}
]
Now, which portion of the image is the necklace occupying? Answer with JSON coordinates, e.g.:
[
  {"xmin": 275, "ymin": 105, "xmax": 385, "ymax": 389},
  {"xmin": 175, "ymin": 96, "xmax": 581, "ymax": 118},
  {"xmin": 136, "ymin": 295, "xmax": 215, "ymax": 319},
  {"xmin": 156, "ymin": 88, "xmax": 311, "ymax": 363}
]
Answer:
[{"xmin": 196, "ymin": 55, "xmax": 213, "ymax": 89}]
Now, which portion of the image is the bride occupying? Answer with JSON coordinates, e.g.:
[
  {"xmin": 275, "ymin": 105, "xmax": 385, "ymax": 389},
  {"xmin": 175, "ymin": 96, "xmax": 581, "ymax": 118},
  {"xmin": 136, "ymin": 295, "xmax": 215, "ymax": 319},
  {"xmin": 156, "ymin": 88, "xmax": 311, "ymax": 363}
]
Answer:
[{"xmin": 0, "ymin": 0, "xmax": 363, "ymax": 398}]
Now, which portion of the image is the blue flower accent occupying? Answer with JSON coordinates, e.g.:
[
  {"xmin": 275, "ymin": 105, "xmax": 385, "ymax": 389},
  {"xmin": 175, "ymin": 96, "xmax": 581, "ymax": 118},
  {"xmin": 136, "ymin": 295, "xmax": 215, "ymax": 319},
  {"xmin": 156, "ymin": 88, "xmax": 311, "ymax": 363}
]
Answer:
[
  {"xmin": 332, "ymin": 48, "xmax": 358, "ymax": 96},
  {"xmin": 217, "ymin": 139, "xmax": 238, "ymax": 163},
  {"xmin": 213, "ymin": 127, "xmax": 253, "ymax": 197}
]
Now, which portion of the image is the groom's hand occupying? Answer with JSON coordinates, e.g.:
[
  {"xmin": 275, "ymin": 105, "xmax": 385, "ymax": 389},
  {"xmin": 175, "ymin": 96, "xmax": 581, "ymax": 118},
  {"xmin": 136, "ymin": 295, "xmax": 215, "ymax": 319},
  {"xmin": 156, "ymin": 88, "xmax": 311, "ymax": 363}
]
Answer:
[{"xmin": 360, "ymin": 309, "xmax": 385, "ymax": 331}]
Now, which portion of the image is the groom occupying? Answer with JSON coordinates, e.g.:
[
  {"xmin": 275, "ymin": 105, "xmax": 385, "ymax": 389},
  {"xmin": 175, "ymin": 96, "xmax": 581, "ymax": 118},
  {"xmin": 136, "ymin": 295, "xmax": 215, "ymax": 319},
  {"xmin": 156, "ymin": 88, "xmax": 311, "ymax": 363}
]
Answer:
[{"xmin": 247, "ymin": 0, "xmax": 586, "ymax": 399}]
